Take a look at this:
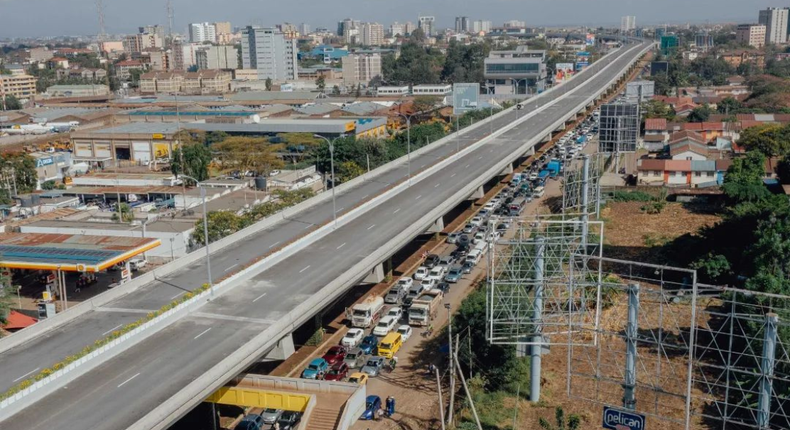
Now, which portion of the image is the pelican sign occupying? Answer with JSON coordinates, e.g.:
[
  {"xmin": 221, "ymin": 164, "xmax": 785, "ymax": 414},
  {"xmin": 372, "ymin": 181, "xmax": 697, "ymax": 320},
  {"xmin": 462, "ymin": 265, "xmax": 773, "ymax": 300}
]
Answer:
[{"xmin": 602, "ymin": 406, "xmax": 645, "ymax": 430}]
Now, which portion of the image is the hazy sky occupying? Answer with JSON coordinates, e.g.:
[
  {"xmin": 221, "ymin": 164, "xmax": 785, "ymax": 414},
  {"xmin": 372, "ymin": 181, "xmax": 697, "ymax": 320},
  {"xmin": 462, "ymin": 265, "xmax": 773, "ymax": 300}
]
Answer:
[{"xmin": 0, "ymin": 0, "xmax": 781, "ymax": 38}]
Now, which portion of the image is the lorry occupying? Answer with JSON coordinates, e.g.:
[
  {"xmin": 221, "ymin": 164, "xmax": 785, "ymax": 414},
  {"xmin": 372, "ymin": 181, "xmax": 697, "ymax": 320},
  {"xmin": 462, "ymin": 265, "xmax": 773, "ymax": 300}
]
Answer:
[
  {"xmin": 408, "ymin": 290, "xmax": 443, "ymax": 326},
  {"xmin": 349, "ymin": 296, "xmax": 385, "ymax": 328},
  {"xmin": 546, "ymin": 161, "xmax": 561, "ymax": 178}
]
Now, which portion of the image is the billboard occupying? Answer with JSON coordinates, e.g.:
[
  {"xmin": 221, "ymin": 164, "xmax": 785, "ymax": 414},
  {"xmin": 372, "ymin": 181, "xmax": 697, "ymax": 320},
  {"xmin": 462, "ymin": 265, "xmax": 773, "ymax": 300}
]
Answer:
[
  {"xmin": 555, "ymin": 63, "xmax": 575, "ymax": 84},
  {"xmin": 452, "ymin": 83, "xmax": 480, "ymax": 115},
  {"xmin": 586, "ymin": 33, "xmax": 595, "ymax": 46},
  {"xmin": 576, "ymin": 62, "xmax": 590, "ymax": 71}
]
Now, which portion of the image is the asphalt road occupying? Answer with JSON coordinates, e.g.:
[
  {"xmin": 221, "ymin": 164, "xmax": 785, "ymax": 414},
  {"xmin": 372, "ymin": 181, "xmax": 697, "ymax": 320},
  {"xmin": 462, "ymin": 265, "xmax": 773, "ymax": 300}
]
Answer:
[{"xmin": 0, "ymin": 41, "xmax": 651, "ymax": 429}]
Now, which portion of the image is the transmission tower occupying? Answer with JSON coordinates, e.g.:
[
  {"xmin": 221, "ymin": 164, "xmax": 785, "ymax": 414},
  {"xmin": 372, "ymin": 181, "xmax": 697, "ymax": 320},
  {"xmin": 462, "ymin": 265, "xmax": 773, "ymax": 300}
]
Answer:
[
  {"xmin": 166, "ymin": 0, "xmax": 174, "ymax": 47},
  {"xmin": 96, "ymin": 0, "xmax": 106, "ymax": 41}
]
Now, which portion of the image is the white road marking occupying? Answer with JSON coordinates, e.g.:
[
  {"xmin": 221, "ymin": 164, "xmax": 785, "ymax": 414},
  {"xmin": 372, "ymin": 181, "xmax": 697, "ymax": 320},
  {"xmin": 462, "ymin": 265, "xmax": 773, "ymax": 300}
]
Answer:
[
  {"xmin": 13, "ymin": 368, "xmax": 40, "ymax": 383},
  {"xmin": 392, "ymin": 208, "xmax": 400, "ymax": 214},
  {"xmin": 193, "ymin": 328, "xmax": 212, "ymax": 340},
  {"xmin": 337, "ymin": 242, "xmax": 346, "ymax": 250},
  {"xmin": 169, "ymin": 292, "xmax": 185, "ymax": 300},
  {"xmin": 415, "ymin": 195, "xmax": 422, "ymax": 200},
  {"xmin": 362, "ymin": 194, "xmax": 370, "ymax": 199},
  {"xmin": 268, "ymin": 241, "xmax": 281, "ymax": 249},
  {"xmin": 434, "ymin": 183, "xmax": 440, "ymax": 188},
  {"xmin": 336, "ymin": 207, "xmax": 344, "ymax": 212},
  {"xmin": 252, "ymin": 292, "xmax": 267, "ymax": 303},
  {"xmin": 478, "ymin": 156, "xmax": 483, "ymax": 159},
  {"xmin": 117, "ymin": 372, "xmax": 140, "ymax": 388},
  {"xmin": 224, "ymin": 264, "xmax": 238, "ymax": 272},
  {"xmin": 450, "ymin": 173, "xmax": 456, "ymax": 178},
  {"xmin": 304, "ymin": 224, "xmax": 312, "ymax": 230},
  {"xmin": 465, "ymin": 164, "xmax": 470, "ymax": 168},
  {"xmin": 367, "ymin": 224, "xmax": 376, "ymax": 230},
  {"xmin": 102, "ymin": 324, "xmax": 124, "ymax": 336},
  {"xmin": 299, "ymin": 265, "xmax": 311, "ymax": 273}
]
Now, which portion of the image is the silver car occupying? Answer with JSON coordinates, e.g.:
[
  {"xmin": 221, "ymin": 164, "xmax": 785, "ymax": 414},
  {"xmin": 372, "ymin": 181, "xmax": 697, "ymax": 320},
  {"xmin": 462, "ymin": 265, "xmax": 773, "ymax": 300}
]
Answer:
[
  {"xmin": 260, "ymin": 408, "xmax": 283, "ymax": 425},
  {"xmin": 344, "ymin": 348, "xmax": 366, "ymax": 369},
  {"xmin": 360, "ymin": 356, "xmax": 386, "ymax": 377}
]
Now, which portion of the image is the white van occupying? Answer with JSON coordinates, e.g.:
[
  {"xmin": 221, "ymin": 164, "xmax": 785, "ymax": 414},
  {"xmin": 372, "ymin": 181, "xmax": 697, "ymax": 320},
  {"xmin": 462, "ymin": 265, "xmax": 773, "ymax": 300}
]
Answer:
[
  {"xmin": 532, "ymin": 186, "xmax": 545, "ymax": 199},
  {"xmin": 465, "ymin": 249, "xmax": 482, "ymax": 265}
]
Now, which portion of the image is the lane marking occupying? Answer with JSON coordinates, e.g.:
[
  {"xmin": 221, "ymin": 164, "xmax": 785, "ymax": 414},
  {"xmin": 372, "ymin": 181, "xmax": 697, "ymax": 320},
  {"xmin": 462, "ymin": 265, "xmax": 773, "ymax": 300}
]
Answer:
[
  {"xmin": 299, "ymin": 265, "xmax": 311, "ymax": 273},
  {"xmin": 304, "ymin": 224, "xmax": 312, "ymax": 230},
  {"xmin": 169, "ymin": 291, "xmax": 185, "ymax": 300},
  {"xmin": 13, "ymin": 368, "xmax": 40, "ymax": 383},
  {"xmin": 450, "ymin": 173, "xmax": 456, "ymax": 178},
  {"xmin": 478, "ymin": 156, "xmax": 483, "ymax": 159},
  {"xmin": 194, "ymin": 328, "xmax": 212, "ymax": 340},
  {"xmin": 252, "ymin": 292, "xmax": 267, "ymax": 303},
  {"xmin": 392, "ymin": 208, "xmax": 400, "ymax": 214},
  {"xmin": 465, "ymin": 164, "xmax": 470, "ymax": 168},
  {"xmin": 268, "ymin": 241, "xmax": 281, "ymax": 249},
  {"xmin": 415, "ymin": 195, "xmax": 422, "ymax": 200},
  {"xmin": 362, "ymin": 194, "xmax": 370, "ymax": 199},
  {"xmin": 224, "ymin": 264, "xmax": 238, "ymax": 272},
  {"xmin": 434, "ymin": 183, "xmax": 440, "ymax": 188},
  {"xmin": 102, "ymin": 324, "xmax": 124, "ymax": 336},
  {"xmin": 336, "ymin": 207, "xmax": 344, "ymax": 212},
  {"xmin": 367, "ymin": 224, "xmax": 376, "ymax": 230},
  {"xmin": 337, "ymin": 242, "xmax": 346, "ymax": 250},
  {"xmin": 117, "ymin": 372, "xmax": 140, "ymax": 388}
]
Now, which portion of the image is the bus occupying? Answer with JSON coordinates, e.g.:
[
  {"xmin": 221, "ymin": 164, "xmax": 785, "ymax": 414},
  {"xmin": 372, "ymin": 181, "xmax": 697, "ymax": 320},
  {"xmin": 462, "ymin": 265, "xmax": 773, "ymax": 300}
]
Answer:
[{"xmin": 508, "ymin": 196, "xmax": 528, "ymax": 216}]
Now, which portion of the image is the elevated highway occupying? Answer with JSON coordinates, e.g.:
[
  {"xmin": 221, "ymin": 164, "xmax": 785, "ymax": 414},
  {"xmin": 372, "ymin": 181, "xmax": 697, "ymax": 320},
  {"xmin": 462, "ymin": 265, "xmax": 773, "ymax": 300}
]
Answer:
[{"xmin": 0, "ymin": 40, "xmax": 652, "ymax": 429}]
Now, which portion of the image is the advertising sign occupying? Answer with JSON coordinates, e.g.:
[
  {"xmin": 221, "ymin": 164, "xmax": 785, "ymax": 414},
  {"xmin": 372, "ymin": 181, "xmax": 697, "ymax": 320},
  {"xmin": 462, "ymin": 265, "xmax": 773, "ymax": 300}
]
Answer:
[
  {"xmin": 154, "ymin": 143, "xmax": 171, "ymax": 159},
  {"xmin": 586, "ymin": 33, "xmax": 595, "ymax": 46},
  {"xmin": 452, "ymin": 83, "xmax": 480, "ymax": 115},
  {"xmin": 602, "ymin": 406, "xmax": 645, "ymax": 430},
  {"xmin": 36, "ymin": 157, "xmax": 54, "ymax": 168},
  {"xmin": 576, "ymin": 62, "xmax": 590, "ymax": 71},
  {"xmin": 554, "ymin": 63, "xmax": 575, "ymax": 84}
]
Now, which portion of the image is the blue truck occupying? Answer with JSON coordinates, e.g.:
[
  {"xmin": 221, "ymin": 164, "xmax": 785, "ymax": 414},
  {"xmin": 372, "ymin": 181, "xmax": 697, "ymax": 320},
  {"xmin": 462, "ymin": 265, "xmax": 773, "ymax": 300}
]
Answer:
[
  {"xmin": 538, "ymin": 170, "xmax": 550, "ymax": 182},
  {"xmin": 576, "ymin": 135, "xmax": 587, "ymax": 145},
  {"xmin": 546, "ymin": 161, "xmax": 561, "ymax": 178}
]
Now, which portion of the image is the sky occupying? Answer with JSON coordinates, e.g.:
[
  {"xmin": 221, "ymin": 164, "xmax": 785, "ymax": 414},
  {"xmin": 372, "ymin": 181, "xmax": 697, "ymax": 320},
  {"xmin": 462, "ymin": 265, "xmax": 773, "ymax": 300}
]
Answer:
[{"xmin": 0, "ymin": 0, "xmax": 782, "ymax": 39}]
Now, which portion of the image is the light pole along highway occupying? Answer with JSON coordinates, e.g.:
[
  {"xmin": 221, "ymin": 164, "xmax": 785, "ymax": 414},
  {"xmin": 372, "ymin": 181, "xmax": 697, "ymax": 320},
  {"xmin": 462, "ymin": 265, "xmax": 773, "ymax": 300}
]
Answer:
[
  {"xmin": 394, "ymin": 111, "xmax": 419, "ymax": 186},
  {"xmin": 180, "ymin": 174, "xmax": 214, "ymax": 298},
  {"xmin": 314, "ymin": 134, "xmax": 339, "ymax": 228}
]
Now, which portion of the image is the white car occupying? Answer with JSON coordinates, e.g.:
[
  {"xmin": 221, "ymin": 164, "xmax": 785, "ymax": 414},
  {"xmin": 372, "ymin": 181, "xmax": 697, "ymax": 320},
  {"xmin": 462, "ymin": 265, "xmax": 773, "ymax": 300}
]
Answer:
[
  {"xmin": 396, "ymin": 325, "xmax": 413, "ymax": 342},
  {"xmin": 342, "ymin": 328, "xmax": 365, "ymax": 348},
  {"xmin": 396, "ymin": 277, "xmax": 414, "ymax": 291},
  {"xmin": 473, "ymin": 231, "xmax": 486, "ymax": 245},
  {"xmin": 470, "ymin": 216, "xmax": 483, "ymax": 227},
  {"xmin": 528, "ymin": 172, "xmax": 538, "ymax": 181},
  {"xmin": 487, "ymin": 231, "xmax": 501, "ymax": 243},
  {"xmin": 421, "ymin": 278, "xmax": 438, "ymax": 291},
  {"xmin": 373, "ymin": 316, "xmax": 397, "ymax": 337},
  {"xmin": 427, "ymin": 266, "xmax": 446, "ymax": 282},
  {"xmin": 483, "ymin": 202, "xmax": 496, "ymax": 211},
  {"xmin": 413, "ymin": 266, "xmax": 429, "ymax": 281},
  {"xmin": 129, "ymin": 257, "xmax": 147, "ymax": 271},
  {"xmin": 387, "ymin": 307, "xmax": 403, "ymax": 321}
]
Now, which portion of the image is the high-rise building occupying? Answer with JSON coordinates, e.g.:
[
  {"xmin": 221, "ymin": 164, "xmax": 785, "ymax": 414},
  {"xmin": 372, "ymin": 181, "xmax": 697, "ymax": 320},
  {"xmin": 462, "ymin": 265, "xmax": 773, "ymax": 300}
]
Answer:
[
  {"xmin": 241, "ymin": 26, "xmax": 298, "ymax": 81},
  {"xmin": 758, "ymin": 7, "xmax": 789, "ymax": 44},
  {"xmin": 139, "ymin": 25, "xmax": 165, "ymax": 40},
  {"xmin": 404, "ymin": 22, "xmax": 417, "ymax": 35},
  {"xmin": 455, "ymin": 16, "xmax": 470, "ymax": 33},
  {"xmin": 278, "ymin": 23, "xmax": 299, "ymax": 39},
  {"xmin": 338, "ymin": 18, "xmax": 361, "ymax": 43},
  {"xmin": 736, "ymin": 24, "xmax": 766, "ymax": 48},
  {"xmin": 123, "ymin": 32, "xmax": 164, "ymax": 54},
  {"xmin": 214, "ymin": 22, "xmax": 232, "ymax": 36},
  {"xmin": 0, "ymin": 74, "xmax": 37, "ymax": 99},
  {"xmin": 694, "ymin": 33, "xmax": 714, "ymax": 51},
  {"xmin": 418, "ymin": 16, "xmax": 435, "ymax": 36},
  {"xmin": 189, "ymin": 23, "xmax": 217, "ymax": 43},
  {"xmin": 620, "ymin": 16, "xmax": 636, "ymax": 34},
  {"xmin": 472, "ymin": 20, "xmax": 492, "ymax": 33},
  {"xmin": 341, "ymin": 53, "xmax": 382, "ymax": 86},
  {"xmin": 196, "ymin": 45, "xmax": 239, "ymax": 70},
  {"xmin": 299, "ymin": 23, "xmax": 311, "ymax": 36},
  {"xmin": 503, "ymin": 20, "xmax": 526, "ymax": 29},
  {"xmin": 390, "ymin": 22, "xmax": 405, "ymax": 37},
  {"xmin": 360, "ymin": 22, "xmax": 385, "ymax": 46}
]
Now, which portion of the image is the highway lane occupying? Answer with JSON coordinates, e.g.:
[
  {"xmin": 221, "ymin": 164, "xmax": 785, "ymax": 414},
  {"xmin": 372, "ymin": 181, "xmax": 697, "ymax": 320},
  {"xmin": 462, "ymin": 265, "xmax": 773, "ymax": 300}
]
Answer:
[
  {"xmin": 1, "ymin": 41, "xmax": 650, "ymax": 430},
  {"xmin": 0, "ymin": 41, "xmax": 618, "ymax": 394}
]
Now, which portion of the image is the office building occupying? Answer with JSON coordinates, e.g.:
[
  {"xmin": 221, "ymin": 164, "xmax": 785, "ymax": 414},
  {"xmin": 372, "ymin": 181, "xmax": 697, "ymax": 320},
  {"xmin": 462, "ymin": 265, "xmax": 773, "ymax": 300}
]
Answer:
[
  {"xmin": 189, "ymin": 23, "xmax": 217, "ymax": 43},
  {"xmin": 695, "ymin": 34, "xmax": 714, "ymax": 51},
  {"xmin": 196, "ymin": 45, "xmax": 239, "ymax": 70},
  {"xmin": 338, "ymin": 18, "xmax": 361, "ymax": 43},
  {"xmin": 418, "ymin": 16, "xmax": 435, "ymax": 36},
  {"xmin": 484, "ymin": 47, "xmax": 547, "ymax": 95},
  {"xmin": 503, "ymin": 20, "xmax": 526, "ymax": 29},
  {"xmin": 0, "ymin": 74, "xmax": 37, "ymax": 99},
  {"xmin": 360, "ymin": 22, "xmax": 385, "ymax": 46},
  {"xmin": 390, "ymin": 22, "xmax": 406, "ymax": 37},
  {"xmin": 341, "ymin": 53, "xmax": 382, "ymax": 86},
  {"xmin": 278, "ymin": 23, "xmax": 300, "ymax": 39},
  {"xmin": 404, "ymin": 22, "xmax": 417, "ymax": 35},
  {"xmin": 241, "ymin": 26, "xmax": 298, "ymax": 81},
  {"xmin": 299, "ymin": 23, "xmax": 311, "ymax": 36},
  {"xmin": 472, "ymin": 20, "xmax": 492, "ymax": 33},
  {"xmin": 139, "ymin": 25, "xmax": 165, "ymax": 40},
  {"xmin": 148, "ymin": 50, "xmax": 172, "ymax": 71},
  {"xmin": 758, "ymin": 7, "xmax": 788, "ymax": 44},
  {"xmin": 123, "ymin": 32, "xmax": 164, "ymax": 54},
  {"xmin": 599, "ymin": 103, "xmax": 640, "ymax": 153},
  {"xmin": 736, "ymin": 24, "xmax": 766, "ymax": 48},
  {"xmin": 455, "ymin": 16, "xmax": 470, "ymax": 33},
  {"xmin": 621, "ymin": 16, "xmax": 636, "ymax": 34}
]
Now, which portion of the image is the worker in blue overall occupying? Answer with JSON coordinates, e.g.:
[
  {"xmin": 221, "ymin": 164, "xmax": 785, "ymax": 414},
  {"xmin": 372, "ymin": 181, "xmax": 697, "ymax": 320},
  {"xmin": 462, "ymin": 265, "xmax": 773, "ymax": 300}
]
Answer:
[{"xmin": 386, "ymin": 395, "xmax": 395, "ymax": 417}]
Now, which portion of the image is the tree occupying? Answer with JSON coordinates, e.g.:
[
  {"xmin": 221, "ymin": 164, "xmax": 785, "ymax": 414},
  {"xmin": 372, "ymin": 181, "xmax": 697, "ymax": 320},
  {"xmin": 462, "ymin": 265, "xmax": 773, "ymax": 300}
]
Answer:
[
  {"xmin": 722, "ymin": 150, "xmax": 771, "ymax": 204},
  {"xmin": 213, "ymin": 136, "xmax": 283, "ymax": 175},
  {"xmin": 381, "ymin": 42, "xmax": 443, "ymax": 85},
  {"xmin": 315, "ymin": 75, "xmax": 326, "ymax": 92},
  {"xmin": 778, "ymin": 153, "xmax": 790, "ymax": 184},
  {"xmin": 717, "ymin": 97, "xmax": 743, "ymax": 115},
  {"xmin": 0, "ymin": 153, "xmax": 37, "ymax": 203},
  {"xmin": 411, "ymin": 95, "xmax": 439, "ymax": 114},
  {"xmin": 265, "ymin": 77, "xmax": 272, "ymax": 91},
  {"xmin": 539, "ymin": 407, "xmax": 582, "ymax": 430},
  {"xmin": 2, "ymin": 95, "xmax": 21, "ymax": 110},
  {"xmin": 738, "ymin": 123, "xmax": 789, "ymax": 157},
  {"xmin": 332, "ymin": 85, "xmax": 341, "ymax": 95},
  {"xmin": 111, "ymin": 203, "xmax": 134, "ymax": 223},
  {"xmin": 192, "ymin": 211, "xmax": 245, "ymax": 245},
  {"xmin": 128, "ymin": 69, "xmax": 143, "ymax": 86},
  {"xmin": 277, "ymin": 132, "xmax": 321, "ymax": 163},
  {"xmin": 336, "ymin": 160, "xmax": 365, "ymax": 183},
  {"xmin": 171, "ymin": 140, "xmax": 212, "ymax": 182},
  {"xmin": 0, "ymin": 266, "xmax": 15, "ymax": 324},
  {"xmin": 409, "ymin": 28, "xmax": 426, "ymax": 44},
  {"xmin": 687, "ymin": 104, "xmax": 714, "ymax": 123},
  {"xmin": 641, "ymin": 99, "xmax": 674, "ymax": 120}
]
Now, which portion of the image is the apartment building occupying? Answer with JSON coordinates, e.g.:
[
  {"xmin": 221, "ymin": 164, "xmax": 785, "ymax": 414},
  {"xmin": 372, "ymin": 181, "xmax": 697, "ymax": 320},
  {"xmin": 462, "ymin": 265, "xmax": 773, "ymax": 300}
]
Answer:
[
  {"xmin": 360, "ymin": 23, "xmax": 385, "ymax": 46},
  {"xmin": 736, "ymin": 24, "xmax": 767, "ymax": 48},
  {"xmin": 139, "ymin": 70, "xmax": 231, "ymax": 95},
  {"xmin": 196, "ymin": 45, "xmax": 239, "ymax": 70},
  {"xmin": 341, "ymin": 53, "xmax": 382, "ymax": 86},
  {"xmin": 241, "ymin": 26, "xmax": 298, "ymax": 81},
  {"xmin": 189, "ymin": 22, "xmax": 217, "ymax": 43},
  {"xmin": 0, "ymin": 74, "xmax": 37, "ymax": 99},
  {"xmin": 758, "ymin": 7, "xmax": 789, "ymax": 44}
]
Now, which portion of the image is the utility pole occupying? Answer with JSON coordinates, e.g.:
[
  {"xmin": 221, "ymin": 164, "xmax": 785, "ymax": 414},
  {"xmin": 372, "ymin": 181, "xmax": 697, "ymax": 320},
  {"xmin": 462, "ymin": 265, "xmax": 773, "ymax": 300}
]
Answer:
[
  {"xmin": 581, "ymin": 154, "xmax": 591, "ymax": 252},
  {"xmin": 757, "ymin": 313, "xmax": 779, "ymax": 429},
  {"xmin": 446, "ymin": 302, "xmax": 454, "ymax": 426},
  {"xmin": 455, "ymin": 353, "xmax": 483, "ymax": 430},
  {"xmin": 435, "ymin": 367, "xmax": 446, "ymax": 430},
  {"xmin": 530, "ymin": 237, "xmax": 545, "ymax": 403},
  {"xmin": 623, "ymin": 283, "xmax": 640, "ymax": 410}
]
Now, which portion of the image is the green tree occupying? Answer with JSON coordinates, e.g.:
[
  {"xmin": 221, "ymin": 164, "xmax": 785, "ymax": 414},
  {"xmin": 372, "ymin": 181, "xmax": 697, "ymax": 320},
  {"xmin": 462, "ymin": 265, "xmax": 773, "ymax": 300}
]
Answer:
[
  {"xmin": 192, "ymin": 211, "xmax": 245, "ymax": 245},
  {"xmin": 539, "ymin": 407, "xmax": 582, "ymax": 430},
  {"xmin": 277, "ymin": 132, "xmax": 321, "ymax": 163},
  {"xmin": 778, "ymin": 153, "xmax": 790, "ymax": 184},
  {"xmin": 717, "ymin": 97, "xmax": 743, "ymax": 115},
  {"xmin": 0, "ymin": 153, "xmax": 37, "ymax": 203},
  {"xmin": 336, "ymin": 160, "xmax": 365, "ymax": 183},
  {"xmin": 738, "ymin": 123, "xmax": 789, "ymax": 157},
  {"xmin": 40, "ymin": 180, "xmax": 56, "ymax": 190},
  {"xmin": 381, "ymin": 42, "xmax": 443, "ymax": 85},
  {"xmin": 722, "ymin": 150, "xmax": 770, "ymax": 204},
  {"xmin": 641, "ymin": 99, "xmax": 675, "ymax": 120},
  {"xmin": 441, "ymin": 40, "xmax": 490, "ymax": 83},
  {"xmin": 687, "ymin": 104, "xmax": 714, "ymax": 123},
  {"xmin": 214, "ymin": 136, "xmax": 283, "ymax": 175},
  {"xmin": 0, "ymin": 266, "xmax": 15, "ymax": 324},
  {"xmin": 2, "ymin": 95, "xmax": 21, "ymax": 110},
  {"xmin": 315, "ymin": 75, "xmax": 326, "ymax": 92},
  {"xmin": 265, "ymin": 77, "xmax": 272, "ymax": 91},
  {"xmin": 128, "ymin": 69, "xmax": 143, "ymax": 86},
  {"xmin": 411, "ymin": 95, "xmax": 439, "ymax": 113},
  {"xmin": 111, "ymin": 203, "xmax": 134, "ymax": 223},
  {"xmin": 171, "ymin": 142, "xmax": 212, "ymax": 182}
]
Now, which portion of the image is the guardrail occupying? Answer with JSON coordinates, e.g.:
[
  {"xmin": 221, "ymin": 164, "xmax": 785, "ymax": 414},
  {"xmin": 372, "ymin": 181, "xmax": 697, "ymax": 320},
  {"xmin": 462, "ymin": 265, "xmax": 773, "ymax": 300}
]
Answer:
[{"xmin": 131, "ymin": 41, "xmax": 651, "ymax": 430}]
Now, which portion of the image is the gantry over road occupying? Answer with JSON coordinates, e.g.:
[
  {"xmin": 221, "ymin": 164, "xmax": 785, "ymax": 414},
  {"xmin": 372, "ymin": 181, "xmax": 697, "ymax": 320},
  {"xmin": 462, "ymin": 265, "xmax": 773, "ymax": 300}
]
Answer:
[{"xmin": 0, "ymin": 40, "xmax": 653, "ymax": 430}]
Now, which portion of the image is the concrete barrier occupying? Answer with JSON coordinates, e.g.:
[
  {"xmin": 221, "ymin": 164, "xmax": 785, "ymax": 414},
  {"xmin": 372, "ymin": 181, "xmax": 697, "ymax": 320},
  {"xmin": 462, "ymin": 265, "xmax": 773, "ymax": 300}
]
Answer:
[{"xmin": 129, "ymin": 42, "xmax": 652, "ymax": 430}]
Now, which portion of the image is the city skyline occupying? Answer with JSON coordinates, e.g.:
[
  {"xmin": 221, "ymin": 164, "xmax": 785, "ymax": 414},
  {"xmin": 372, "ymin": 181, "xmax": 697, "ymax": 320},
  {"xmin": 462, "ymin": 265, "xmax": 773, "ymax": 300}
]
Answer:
[{"xmin": 0, "ymin": 0, "xmax": 778, "ymax": 38}]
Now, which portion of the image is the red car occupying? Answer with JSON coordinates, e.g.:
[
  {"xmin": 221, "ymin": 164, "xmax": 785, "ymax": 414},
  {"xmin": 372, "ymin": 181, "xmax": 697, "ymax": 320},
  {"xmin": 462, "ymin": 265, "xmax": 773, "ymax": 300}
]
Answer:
[
  {"xmin": 322, "ymin": 345, "xmax": 347, "ymax": 365},
  {"xmin": 324, "ymin": 362, "xmax": 349, "ymax": 381}
]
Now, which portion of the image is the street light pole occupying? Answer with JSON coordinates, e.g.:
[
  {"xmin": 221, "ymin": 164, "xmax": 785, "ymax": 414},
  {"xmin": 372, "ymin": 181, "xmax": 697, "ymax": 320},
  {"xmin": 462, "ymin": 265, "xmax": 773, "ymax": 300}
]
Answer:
[
  {"xmin": 182, "ymin": 175, "xmax": 214, "ymax": 296},
  {"xmin": 315, "ymin": 135, "xmax": 338, "ymax": 228},
  {"xmin": 395, "ymin": 113, "xmax": 414, "ymax": 186}
]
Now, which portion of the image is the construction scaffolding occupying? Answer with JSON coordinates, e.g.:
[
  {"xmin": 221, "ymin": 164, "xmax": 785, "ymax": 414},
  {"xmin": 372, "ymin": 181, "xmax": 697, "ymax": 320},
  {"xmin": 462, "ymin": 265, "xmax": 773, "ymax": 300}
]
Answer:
[{"xmin": 598, "ymin": 103, "xmax": 640, "ymax": 153}]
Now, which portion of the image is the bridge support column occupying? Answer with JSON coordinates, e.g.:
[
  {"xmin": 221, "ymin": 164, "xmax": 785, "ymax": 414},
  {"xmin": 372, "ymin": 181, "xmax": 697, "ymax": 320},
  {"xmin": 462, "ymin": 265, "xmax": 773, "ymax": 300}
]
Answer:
[
  {"xmin": 500, "ymin": 164, "xmax": 514, "ymax": 176},
  {"xmin": 364, "ymin": 263, "xmax": 386, "ymax": 284},
  {"xmin": 261, "ymin": 334, "xmax": 295, "ymax": 362},
  {"xmin": 468, "ymin": 186, "xmax": 485, "ymax": 200},
  {"xmin": 425, "ymin": 217, "xmax": 445, "ymax": 234},
  {"xmin": 523, "ymin": 146, "xmax": 535, "ymax": 157}
]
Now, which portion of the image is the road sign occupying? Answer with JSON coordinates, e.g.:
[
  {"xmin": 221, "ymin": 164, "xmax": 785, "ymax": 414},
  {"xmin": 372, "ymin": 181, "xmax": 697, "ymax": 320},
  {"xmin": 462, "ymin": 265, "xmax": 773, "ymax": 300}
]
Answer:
[
  {"xmin": 452, "ymin": 83, "xmax": 480, "ymax": 115},
  {"xmin": 602, "ymin": 406, "xmax": 645, "ymax": 430}
]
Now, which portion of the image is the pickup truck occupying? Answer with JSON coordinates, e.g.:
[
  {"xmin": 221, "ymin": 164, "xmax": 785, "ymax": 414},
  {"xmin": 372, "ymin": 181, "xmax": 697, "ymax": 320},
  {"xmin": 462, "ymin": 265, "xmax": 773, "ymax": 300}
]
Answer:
[{"xmin": 408, "ymin": 290, "xmax": 443, "ymax": 326}]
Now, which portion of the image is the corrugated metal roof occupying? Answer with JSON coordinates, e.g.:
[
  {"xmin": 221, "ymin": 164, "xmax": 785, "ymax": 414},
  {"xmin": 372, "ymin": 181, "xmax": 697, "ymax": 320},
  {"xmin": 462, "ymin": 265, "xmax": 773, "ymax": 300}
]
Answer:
[
  {"xmin": 295, "ymin": 104, "xmax": 341, "ymax": 115},
  {"xmin": 231, "ymin": 91, "xmax": 319, "ymax": 101},
  {"xmin": 754, "ymin": 114, "xmax": 775, "ymax": 122},
  {"xmin": 0, "ymin": 233, "xmax": 159, "ymax": 269},
  {"xmin": 691, "ymin": 160, "xmax": 716, "ymax": 171}
]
